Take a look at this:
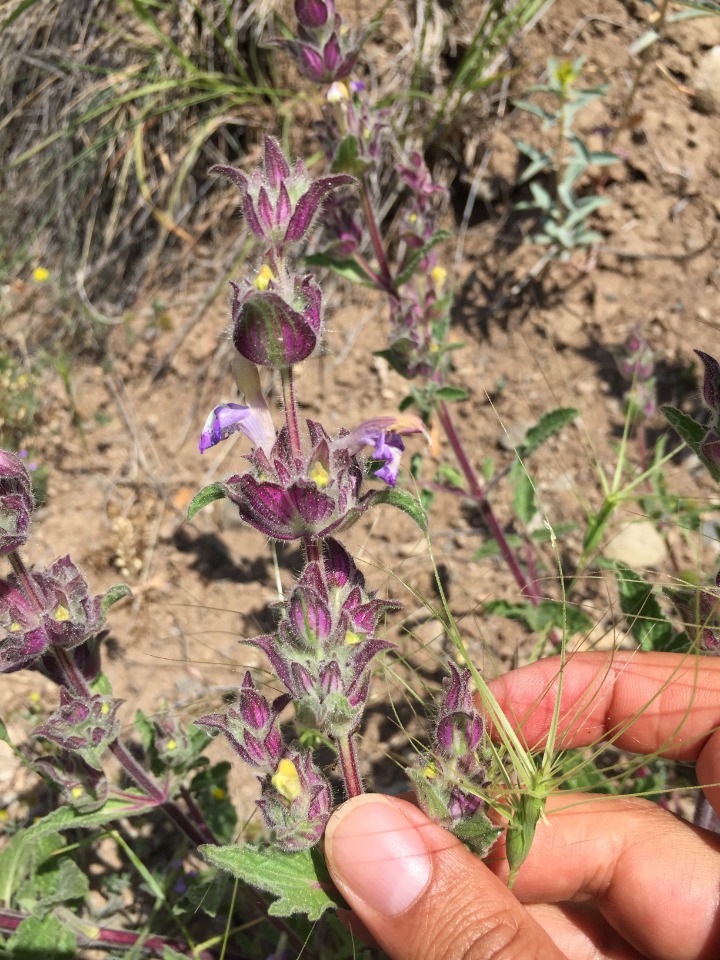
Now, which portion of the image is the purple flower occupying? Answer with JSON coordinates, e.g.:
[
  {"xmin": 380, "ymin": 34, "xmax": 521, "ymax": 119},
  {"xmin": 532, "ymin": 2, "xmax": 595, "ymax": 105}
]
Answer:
[
  {"xmin": 194, "ymin": 671, "xmax": 290, "ymax": 776},
  {"xmin": 339, "ymin": 414, "xmax": 424, "ymax": 487},
  {"xmin": 256, "ymin": 748, "xmax": 332, "ymax": 851},
  {"xmin": 200, "ymin": 402, "xmax": 276, "ymax": 454},
  {"xmin": 0, "ymin": 449, "xmax": 34, "ymax": 556},
  {"xmin": 34, "ymin": 688, "xmax": 123, "ymax": 768},
  {"xmin": 398, "ymin": 152, "xmax": 448, "ymax": 205},
  {"xmin": 212, "ymin": 136, "xmax": 355, "ymax": 248}
]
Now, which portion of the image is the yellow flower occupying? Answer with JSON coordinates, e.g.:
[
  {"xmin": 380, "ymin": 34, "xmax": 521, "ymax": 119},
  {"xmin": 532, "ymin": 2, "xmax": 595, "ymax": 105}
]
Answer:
[
  {"xmin": 309, "ymin": 461, "xmax": 330, "ymax": 489},
  {"xmin": 272, "ymin": 758, "xmax": 302, "ymax": 802},
  {"xmin": 344, "ymin": 629, "xmax": 362, "ymax": 645},
  {"xmin": 253, "ymin": 264, "xmax": 275, "ymax": 291},
  {"xmin": 32, "ymin": 267, "xmax": 50, "ymax": 282},
  {"xmin": 212, "ymin": 786, "xmax": 226, "ymax": 801},
  {"xmin": 430, "ymin": 265, "xmax": 447, "ymax": 290}
]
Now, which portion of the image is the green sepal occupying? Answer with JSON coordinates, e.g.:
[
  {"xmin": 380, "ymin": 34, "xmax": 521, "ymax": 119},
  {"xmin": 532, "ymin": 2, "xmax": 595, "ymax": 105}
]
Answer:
[
  {"xmin": 187, "ymin": 482, "xmax": 226, "ymax": 522},
  {"xmin": 200, "ymin": 844, "xmax": 346, "ymax": 920}
]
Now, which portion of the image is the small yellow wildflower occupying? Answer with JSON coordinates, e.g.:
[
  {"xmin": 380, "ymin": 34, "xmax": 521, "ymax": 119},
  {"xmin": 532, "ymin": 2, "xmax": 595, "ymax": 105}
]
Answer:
[
  {"xmin": 71, "ymin": 786, "xmax": 84, "ymax": 800},
  {"xmin": 212, "ymin": 786, "xmax": 226, "ymax": 801},
  {"xmin": 28, "ymin": 691, "xmax": 41, "ymax": 705},
  {"xmin": 32, "ymin": 267, "xmax": 50, "ymax": 282},
  {"xmin": 272, "ymin": 758, "xmax": 302, "ymax": 802},
  {"xmin": 166, "ymin": 739, "xmax": 177, "ymax": 751}
]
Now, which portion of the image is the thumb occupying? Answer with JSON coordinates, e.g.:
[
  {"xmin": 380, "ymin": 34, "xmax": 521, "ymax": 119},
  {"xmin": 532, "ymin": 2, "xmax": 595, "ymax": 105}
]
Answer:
[{"xmin": 324, "ymin": 794, "xmax": 566, "ymax": 960}]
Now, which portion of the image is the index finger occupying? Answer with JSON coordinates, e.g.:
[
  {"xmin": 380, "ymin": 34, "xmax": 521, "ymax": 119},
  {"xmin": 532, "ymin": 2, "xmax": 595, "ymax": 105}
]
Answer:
[{"xmin": 485, "ymin": 650, "xmax": 720, "ymax": 761}]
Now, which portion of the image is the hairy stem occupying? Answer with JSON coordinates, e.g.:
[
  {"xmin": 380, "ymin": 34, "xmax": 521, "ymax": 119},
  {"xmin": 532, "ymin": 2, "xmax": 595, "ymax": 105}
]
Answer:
[
  {"xmin": 281, "ymin": 365, "xmax": 303, "ymax": 461},
  {"xmin": 336, "ymin": 734, "xmax": 363, "ymax": 798},
  {"xmin": 437, "ymin": 401, "xmax": 541, "ymax": 604},
  {"xmin": 0, "ymin": 908, "xmax": 217, "ymax": 959}
]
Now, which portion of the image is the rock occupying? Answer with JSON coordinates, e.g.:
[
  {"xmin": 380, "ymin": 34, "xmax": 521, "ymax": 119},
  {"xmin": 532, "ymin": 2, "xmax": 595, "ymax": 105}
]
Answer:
[
  {"xmin": 693, "ymin": 46, "xmax": 720, "ymax": 114},
  {"xmin": 604, "ymin": 520, "xmax": 667, "ymax": 568}
]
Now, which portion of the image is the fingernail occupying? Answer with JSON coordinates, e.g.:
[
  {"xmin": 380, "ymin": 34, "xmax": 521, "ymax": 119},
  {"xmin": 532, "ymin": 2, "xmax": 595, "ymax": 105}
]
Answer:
[{"xmin": 324, "ymin": 796, "xmax": 431, "ymax": 916}]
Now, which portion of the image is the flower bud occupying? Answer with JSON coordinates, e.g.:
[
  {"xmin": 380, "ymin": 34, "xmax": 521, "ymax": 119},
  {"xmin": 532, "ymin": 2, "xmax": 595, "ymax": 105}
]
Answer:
[
  {"xmin": 0, "ymin": 449, "xmax": 33, "ymax": 555},
  {"xmin": 212, "ymin": 136, "xmax": 354, "ymax": 249},
  {"xmin": 231, "ymin": 273, "xmax": 324, "ymax": 368},
  {"xmin": 256, "ymin": 748, "xmax": 332, "ymax": 851},
  {"xmin": 34, "ymin": 688, "xmax": 123, "ymax": 768},
  {"xmin": 696, "ymin": 350, "xmax": 720, "ymax": 420}
]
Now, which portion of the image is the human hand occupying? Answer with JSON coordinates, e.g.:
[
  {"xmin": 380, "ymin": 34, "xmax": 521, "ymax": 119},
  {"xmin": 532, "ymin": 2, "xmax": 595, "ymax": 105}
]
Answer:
[{"xmin": 323, "ymin": 651, "xmax": 720, "ymax": 960}]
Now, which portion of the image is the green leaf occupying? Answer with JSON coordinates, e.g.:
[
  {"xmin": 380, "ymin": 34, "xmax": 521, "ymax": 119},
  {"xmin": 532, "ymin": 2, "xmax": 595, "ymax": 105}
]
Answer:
[
  {"xmin": 303, "ymin": 253, "xmax": 372, "ymax": 285},
  {"xmin": 629, "ymin": 28, "xmax": 660, "ymax": 56},
  {"xmin": 330, "ymin": 135, "xmax": 370, "ymax": 176},
  {"xmin": 519, "ymin": 407, "xmax": 579, "ymax": 457},
  {"xmin": 5, "ymin": 914, "xmax": 76, "ymax": 960},
  {"xmin": 395, "ymin": 231, "xmax": 451, "ymax": 288},
  {"xmin": 0, "ymin": 831, "xmax": 37, "ymax": 906},
  {"xmin": 0, "ymin": 716, "xmax": 10, "ymax": 745},
  {"xmin": 661, "ymin": 405, "xmax": 705, "ymax": 452},
  {"xmin": 484, "ymin": 599, "xmax": 592, "ymax": 637},
  {"xmin": 563, "ymin": 195, "xmax": 611, "ymax": 229},
  {"xmin": 434, "ymin": 385, "xmax": 469, "ymax": 402},
  {"xmin": 370, "ymin": 487, "xmax": 428, "ymax": 533},
  {"xmin": 511, "ymin": 99, "xmax": 553, "ymax": 122},
  {"xmin": 200, "ymin": 844, "xmax": 346, "ymax": 920},
  {"xmin": 510, "ymin": 461, "xmax": 536, "ymax": 526},
  {"xmin": 601, "ymin": 560, "xmax": 682, "ymax": 651},
  {"xmin": 101, "ymin": 582, "xmax": 132, "ymax": 616},
  {"xmin": 587, "ymin": 151, "xmax": 620, "ymax": 166},
  {"xmin": 529, "ymin": 181, "xmax": 553, "ymax": 211},
  {"xmin": 26, "ymin": 795, "xmax": 158, "ymax": 841},
  {"xmin": 187, "ymin": 482, "xmax": 226, "ymax": 523}
]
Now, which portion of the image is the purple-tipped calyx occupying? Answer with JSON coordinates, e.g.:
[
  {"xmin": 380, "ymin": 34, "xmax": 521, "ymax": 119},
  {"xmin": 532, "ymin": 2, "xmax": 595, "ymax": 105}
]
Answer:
[
  {"xmin": 194, "ymin": 671, "xmax": 289, "ymax": 776},
  {"xmin": 696, "ymin": 350, "xmax": 720, "ymax": 424},
  {"xmin": 212, "ymin": 136, "xmax": 355, "ymax": 248}
]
